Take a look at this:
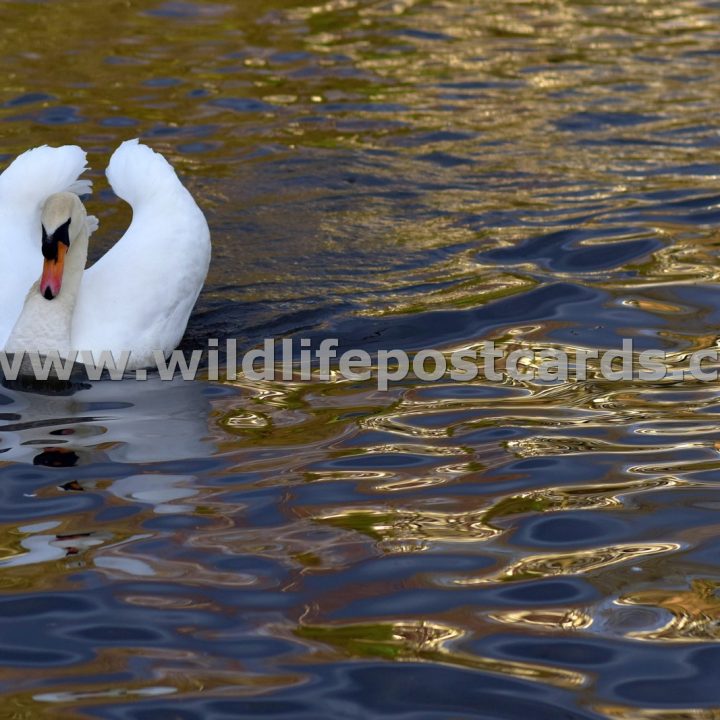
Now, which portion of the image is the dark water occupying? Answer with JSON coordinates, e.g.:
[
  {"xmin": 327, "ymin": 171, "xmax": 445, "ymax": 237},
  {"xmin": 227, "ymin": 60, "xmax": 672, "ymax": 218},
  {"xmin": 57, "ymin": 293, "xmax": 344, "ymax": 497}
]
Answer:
[{"xmin": 3, "ymin": 0, "xmax": 720, "ymax": 717}]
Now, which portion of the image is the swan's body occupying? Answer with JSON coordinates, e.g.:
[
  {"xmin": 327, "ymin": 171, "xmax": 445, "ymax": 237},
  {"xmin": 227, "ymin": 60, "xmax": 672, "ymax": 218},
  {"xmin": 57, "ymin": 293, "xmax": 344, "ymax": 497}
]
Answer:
[{"xmin": 0, "ymin": 140, "xmax": 211, "ymax": 369}]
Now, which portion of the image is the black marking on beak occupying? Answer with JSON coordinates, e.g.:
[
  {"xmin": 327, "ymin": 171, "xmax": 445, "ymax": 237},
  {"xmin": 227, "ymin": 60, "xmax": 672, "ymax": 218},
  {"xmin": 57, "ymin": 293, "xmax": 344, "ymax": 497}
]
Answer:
[
  {"xmin": 41, "ymin": 218, "xmax": 71, "ymax": 262},
  {"xmin": 43, "ymin": 286, "xmax": 54, "ymax": 300}
]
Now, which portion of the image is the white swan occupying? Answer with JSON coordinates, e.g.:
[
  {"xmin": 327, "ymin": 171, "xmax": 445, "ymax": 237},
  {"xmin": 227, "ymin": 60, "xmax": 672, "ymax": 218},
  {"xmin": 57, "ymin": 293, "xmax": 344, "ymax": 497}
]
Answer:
[{"xmin": 1, "ymin": 140, "xmax": 211, "ymax": 369}]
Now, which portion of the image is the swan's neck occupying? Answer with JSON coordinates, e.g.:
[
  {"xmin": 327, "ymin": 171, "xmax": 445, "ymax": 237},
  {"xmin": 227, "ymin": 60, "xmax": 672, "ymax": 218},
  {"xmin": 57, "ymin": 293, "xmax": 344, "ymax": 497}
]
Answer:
[{"xmin": 5, "ymin": 227, "xmax": 88, "ymax": 357}]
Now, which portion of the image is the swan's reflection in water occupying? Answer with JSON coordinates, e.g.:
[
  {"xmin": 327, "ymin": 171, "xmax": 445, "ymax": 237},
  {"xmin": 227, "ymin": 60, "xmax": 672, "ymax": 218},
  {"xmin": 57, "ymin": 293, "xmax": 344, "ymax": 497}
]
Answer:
[
  {"xmin": 0, "ymin": 376, "xmax": 215, "ymax": 464},
  {"xmin": 0, "ymin": 376, "xmax": 219, "ymax": 573}
]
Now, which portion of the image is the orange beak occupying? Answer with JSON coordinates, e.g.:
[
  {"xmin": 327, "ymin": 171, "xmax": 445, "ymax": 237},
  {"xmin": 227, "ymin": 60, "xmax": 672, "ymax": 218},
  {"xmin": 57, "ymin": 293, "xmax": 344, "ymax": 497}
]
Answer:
[{"xmin": 40, "ymin": 242, "xmax": 66, "ymax": 300}]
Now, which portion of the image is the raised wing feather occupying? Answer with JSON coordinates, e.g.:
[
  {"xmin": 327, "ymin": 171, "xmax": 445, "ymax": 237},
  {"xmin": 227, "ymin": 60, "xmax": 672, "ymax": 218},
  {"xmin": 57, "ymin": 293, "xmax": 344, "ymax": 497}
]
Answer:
[{"xmin": 72, "ymin": 140, "xmax": 211, "ymax": 368}]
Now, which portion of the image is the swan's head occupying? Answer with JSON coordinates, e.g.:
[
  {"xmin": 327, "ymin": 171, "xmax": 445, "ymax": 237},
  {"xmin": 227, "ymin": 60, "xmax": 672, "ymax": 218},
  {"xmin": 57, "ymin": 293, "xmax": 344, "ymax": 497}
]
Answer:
[{"xmin": 40, "ymin": 192, "xmax": 87, "ymax": 301}]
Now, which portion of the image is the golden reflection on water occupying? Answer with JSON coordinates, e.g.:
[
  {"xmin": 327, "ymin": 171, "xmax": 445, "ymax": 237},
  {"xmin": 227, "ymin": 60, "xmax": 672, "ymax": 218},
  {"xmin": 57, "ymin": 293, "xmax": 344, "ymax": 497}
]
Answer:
[
  {"xmin": 461, "ymin": 543, "xmax": 680, "ymax": 585},
  {"xmin": 596, "ymin": 706, "xmax": 720, "ymax": 720},
  {"xmin": 295, "ymin": 619, "xmax": 586, "ymax": 688},
  {"xmin": 488, "ymin": 608, "xmax": 593, "ymax": 632},
  {"xmin": 317, "ymin": 507, "xmax": 502, "ymax": 545},
  {"xmin": 621, "ymin": 580, "xmax": 720, "ymax": 642}
]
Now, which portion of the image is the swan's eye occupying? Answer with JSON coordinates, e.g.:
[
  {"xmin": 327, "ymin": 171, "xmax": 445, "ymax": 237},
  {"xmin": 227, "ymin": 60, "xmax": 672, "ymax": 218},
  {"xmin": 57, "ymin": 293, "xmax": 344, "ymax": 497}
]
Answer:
[{"xmin": 41, "ymin": 218, "xmax": 71, "ymax": 261}]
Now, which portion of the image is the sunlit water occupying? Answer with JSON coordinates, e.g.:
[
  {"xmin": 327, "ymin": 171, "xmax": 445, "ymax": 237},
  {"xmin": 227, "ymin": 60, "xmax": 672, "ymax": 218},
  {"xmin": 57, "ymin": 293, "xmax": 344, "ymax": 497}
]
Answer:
[{"xmin": 3, "ymin": 0, "xmax": 720, "ymax": 717}]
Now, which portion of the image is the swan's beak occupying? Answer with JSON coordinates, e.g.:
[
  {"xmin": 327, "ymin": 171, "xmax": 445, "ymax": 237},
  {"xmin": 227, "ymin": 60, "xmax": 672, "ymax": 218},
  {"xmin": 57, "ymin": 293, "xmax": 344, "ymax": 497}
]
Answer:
[{"xmin": 40, "ymin": 236, "xmax": 67, "ymax": 301}]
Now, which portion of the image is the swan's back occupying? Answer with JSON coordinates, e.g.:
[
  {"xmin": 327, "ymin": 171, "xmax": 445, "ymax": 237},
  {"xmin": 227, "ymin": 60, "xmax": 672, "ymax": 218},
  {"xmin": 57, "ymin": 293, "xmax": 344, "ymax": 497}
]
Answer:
[
  {"xmin": 73, "ymin": 140, "xmax": 211, "ymax": 367},
  {"xmin": 0, "ymin": 145, "xmax": 90, "ymax": 347}
]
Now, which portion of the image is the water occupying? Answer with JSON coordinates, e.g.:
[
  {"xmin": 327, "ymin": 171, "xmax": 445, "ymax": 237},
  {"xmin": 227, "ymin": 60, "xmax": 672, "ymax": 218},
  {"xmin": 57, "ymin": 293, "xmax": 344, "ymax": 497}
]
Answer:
[{"xmin": 3, "ymin": 0, "xmax": 720, "ymax": 716}]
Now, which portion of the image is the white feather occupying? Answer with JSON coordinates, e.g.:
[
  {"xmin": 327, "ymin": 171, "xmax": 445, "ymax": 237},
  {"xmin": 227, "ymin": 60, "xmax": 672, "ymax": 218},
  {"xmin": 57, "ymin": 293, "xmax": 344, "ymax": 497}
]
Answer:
[
  {"xmin": 66, "ymin": 179, "xmax": 93, "ymax": 196},
  {"xmin": 72, "ymin": 140, "xmax": 211, "ymax": 368},
  {"xmin": 86, "ymin": 215, "xmax": 100, "ymax": 235}
]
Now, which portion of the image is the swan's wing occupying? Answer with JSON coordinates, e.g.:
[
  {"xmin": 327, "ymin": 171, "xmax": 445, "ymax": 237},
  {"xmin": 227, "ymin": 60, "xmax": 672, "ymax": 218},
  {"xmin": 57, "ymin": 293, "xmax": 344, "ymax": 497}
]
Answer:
[
  {"xmin": 0, "ymin": 145, "xmax": 90, "ymax": 207},
  {"xmin": 0, "ymin": 145, "xmax": 91, "ymax": 347},
  {"xmin": 104, "ymin": 137, "xmax": 175, "ymax": 206},
  {"xmin": 73, "ymin": 140, "xmax": 211, "ymax": 367}
]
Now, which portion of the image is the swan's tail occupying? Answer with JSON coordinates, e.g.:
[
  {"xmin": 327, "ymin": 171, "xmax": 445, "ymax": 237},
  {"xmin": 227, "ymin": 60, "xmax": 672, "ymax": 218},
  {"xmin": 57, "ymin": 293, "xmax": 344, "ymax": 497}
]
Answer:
[
  {"xmin": 106, "ymin": 139, "xmax": 180, "ymax": 206},
  {"xmin": 0, "ymin": 145, "xmax": 91, "ymax": 207}
]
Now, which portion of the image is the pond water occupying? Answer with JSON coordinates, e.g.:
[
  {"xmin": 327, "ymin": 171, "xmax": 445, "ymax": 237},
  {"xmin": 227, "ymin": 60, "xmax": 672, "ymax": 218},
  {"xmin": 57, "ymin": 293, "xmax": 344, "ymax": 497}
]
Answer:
[{"xmin": 2, "ymin": 0, "xmax": 720, "ymax": 717}]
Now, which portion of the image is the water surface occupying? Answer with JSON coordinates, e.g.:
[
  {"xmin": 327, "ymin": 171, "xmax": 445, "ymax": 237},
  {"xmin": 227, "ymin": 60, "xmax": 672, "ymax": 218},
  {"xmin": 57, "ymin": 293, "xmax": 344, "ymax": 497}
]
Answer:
[{"xmin": 3, "ymin": 0, "xmax": 720, "ymax": 717}]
